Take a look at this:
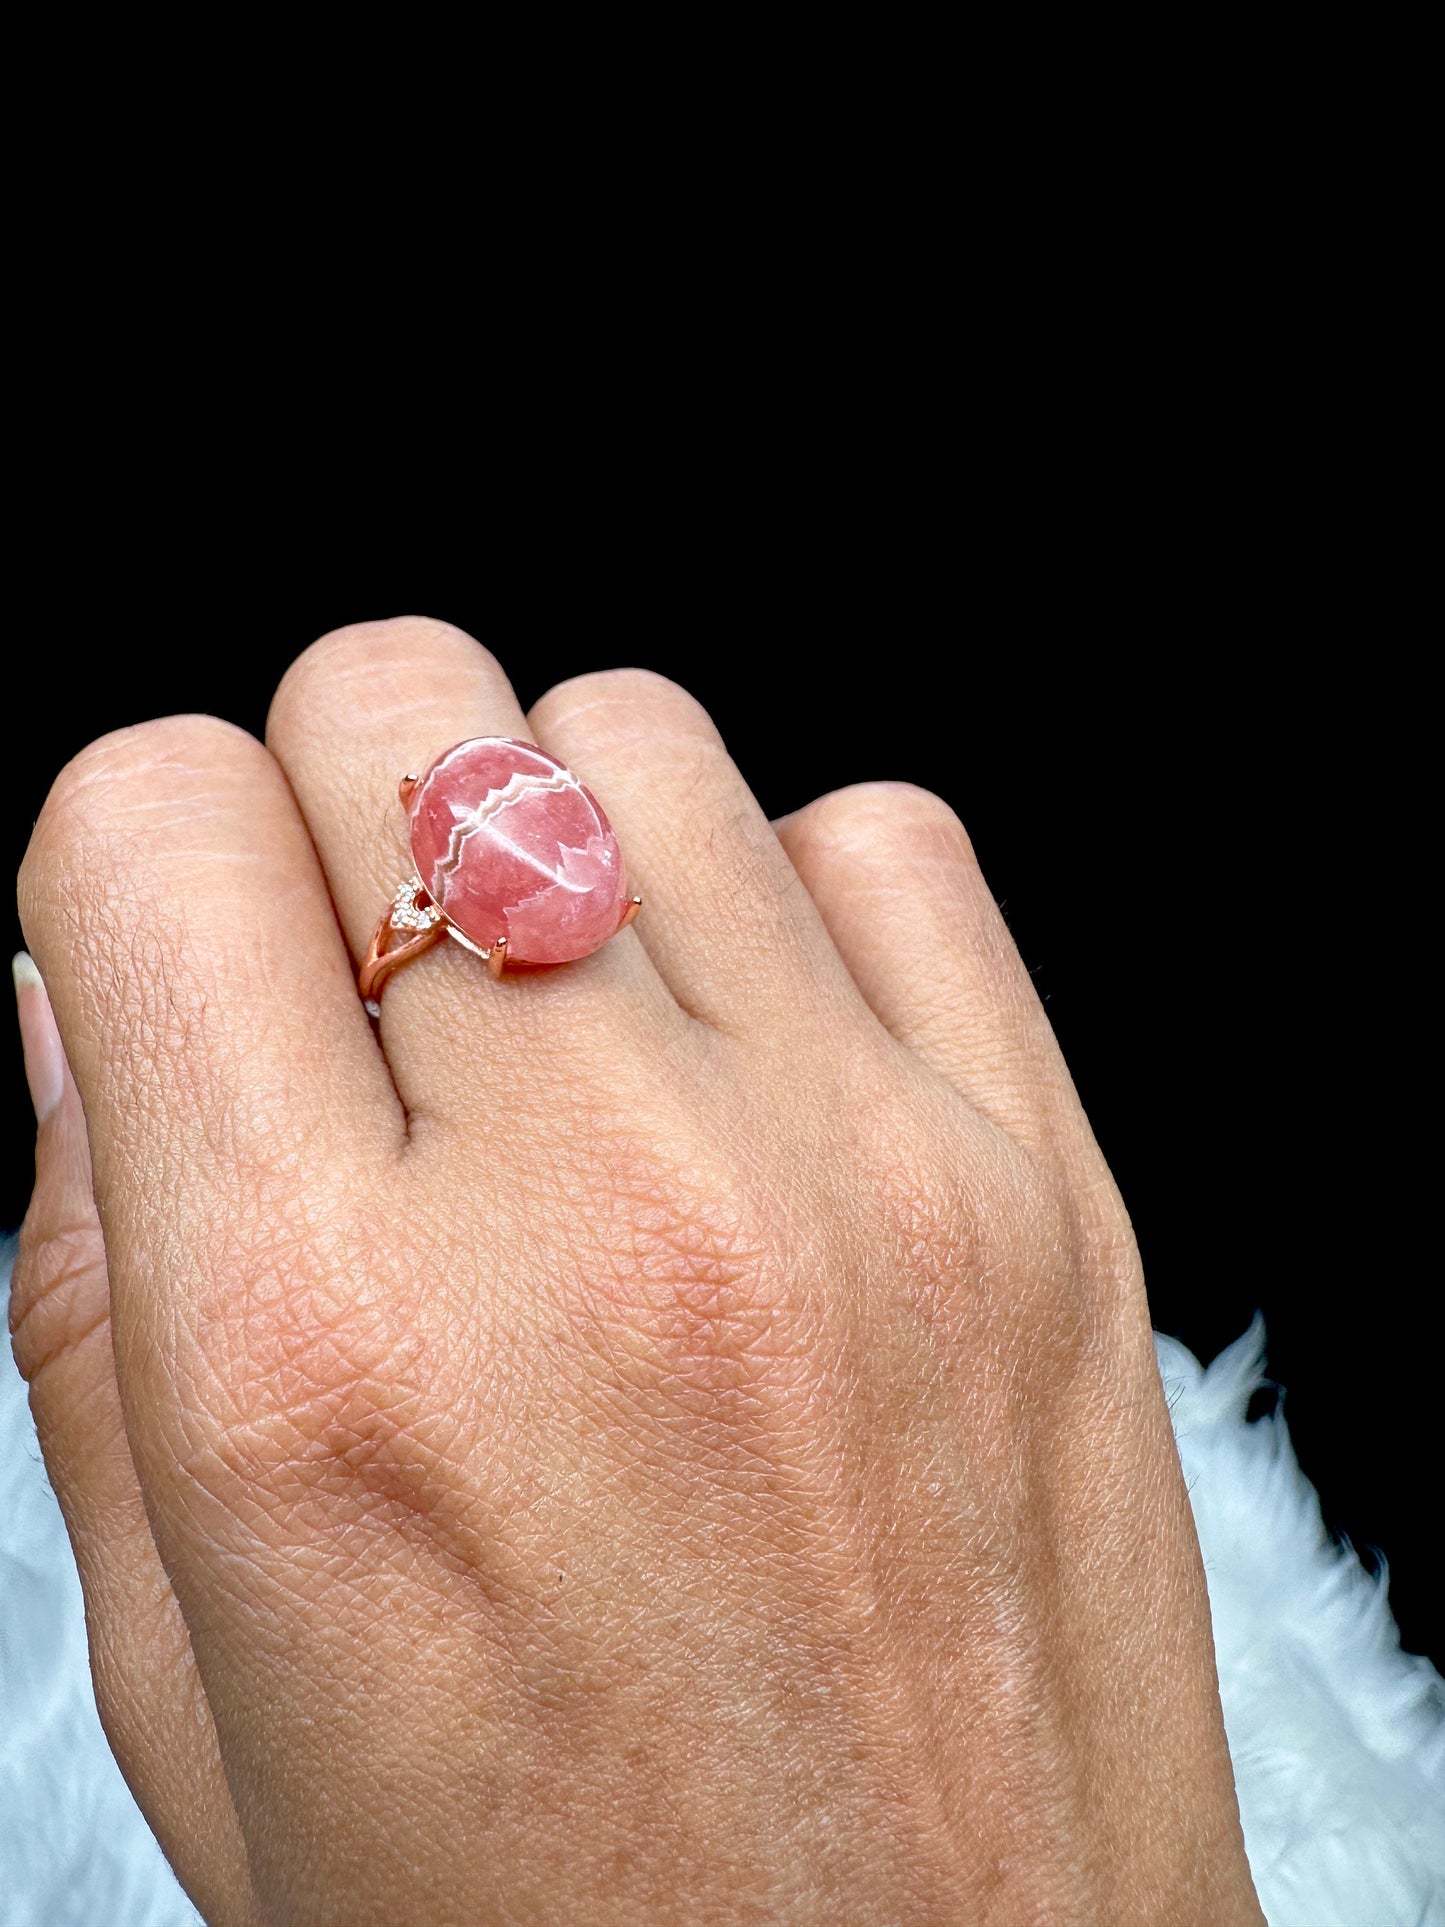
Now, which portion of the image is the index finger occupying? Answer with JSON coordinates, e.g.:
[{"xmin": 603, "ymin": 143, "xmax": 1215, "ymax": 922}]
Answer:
[{"xmin": 17, "ymin": 713, "xmax": 400, "ymax": 1304}]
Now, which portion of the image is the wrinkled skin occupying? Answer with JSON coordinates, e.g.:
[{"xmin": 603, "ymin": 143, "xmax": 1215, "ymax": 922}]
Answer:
[{"xmin": 11, "ymin": 620, "xmax": 1263, "ymax": 1926}]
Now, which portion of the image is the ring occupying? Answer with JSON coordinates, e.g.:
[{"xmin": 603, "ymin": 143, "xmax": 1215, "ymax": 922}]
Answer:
[{"xmin": 358, "ymin": 737, "xmax": 641, "ymax": 1014}]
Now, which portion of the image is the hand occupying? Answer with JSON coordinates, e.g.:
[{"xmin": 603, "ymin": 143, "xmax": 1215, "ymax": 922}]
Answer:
[{"xmin": 12, "ymin": 619, "xmax": 1263, "ymax": 1925}]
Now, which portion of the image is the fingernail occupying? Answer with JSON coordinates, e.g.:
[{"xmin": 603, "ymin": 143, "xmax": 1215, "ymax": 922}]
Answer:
[{"xmin": 13, "ymin": 953, "xmax": 64, "ymax": 1124}]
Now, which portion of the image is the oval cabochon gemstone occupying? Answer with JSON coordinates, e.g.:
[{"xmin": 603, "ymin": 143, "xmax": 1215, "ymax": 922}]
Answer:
[{"xmin": 408, "ymin": 738, "xmax": 628, "ymax": 964}]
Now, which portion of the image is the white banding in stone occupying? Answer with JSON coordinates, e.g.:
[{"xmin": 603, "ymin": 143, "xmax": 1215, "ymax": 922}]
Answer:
[{"xmin": 434, "ymin": 768, "xmax": 583, "ymax": 894}]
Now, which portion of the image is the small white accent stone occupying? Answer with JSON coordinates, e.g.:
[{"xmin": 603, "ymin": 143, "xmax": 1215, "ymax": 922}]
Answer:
[{"xmin": 389, "ymin": 881, "xmax": 441, "ymax": 933}]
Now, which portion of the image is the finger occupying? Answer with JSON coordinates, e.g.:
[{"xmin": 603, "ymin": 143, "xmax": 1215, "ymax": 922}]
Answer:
[
  {"xmin": 9, "ymin": 956, "xmax": 251, "ymax": 1925},
  {"xmin": 266, "ymin": 618, "xmax": 682, "ymax": 1113},
  {"xmin": 774, "ymin": 783, "xmax": 1095, "ymax": 1159},
  {"xmin": 17, "ymin": 715, "xmax": 401, "ymax": 1614},
  {"xmin": 18, "ymin": 713, "xmax": 399, "ymax": 1219},
  {"xmin": 527, "ymin": 669, "xmax": 859, "ymax": 1032}
]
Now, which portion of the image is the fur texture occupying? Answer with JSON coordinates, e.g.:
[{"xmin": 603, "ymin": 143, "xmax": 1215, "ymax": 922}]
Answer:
[
  {"xmin": 1, "ymin": 1240, "xmax": 1441, "ymax": 1923},
  {"xmin": 1159, "ymin": 1321, "xmax": 1445, "ymax": 1924}
]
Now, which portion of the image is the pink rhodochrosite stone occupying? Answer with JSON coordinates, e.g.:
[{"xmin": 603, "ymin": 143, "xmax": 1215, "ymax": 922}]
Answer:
[{"xmin": 407, "ymin": 738, "xmax": 628, "ymax": 964}]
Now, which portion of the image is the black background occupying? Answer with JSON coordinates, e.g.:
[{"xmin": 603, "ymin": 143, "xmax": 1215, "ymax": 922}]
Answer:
[{"xmin": 2, "ymin": 466, "xmax": 1436, "ymax": 1675}]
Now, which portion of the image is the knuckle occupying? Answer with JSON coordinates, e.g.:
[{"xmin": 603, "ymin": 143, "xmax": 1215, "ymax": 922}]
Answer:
[
  {"xmin": 1067, "ymin": 1174, "xmax": 1145, "ymax": 1305},
  {"xmin": 862, "ymin": 1110, "xmax": 997, "ymax": 1315},
  {"xmin": 9, "ymin": 1213, "xmax": 110, "ymax": 1384},
  {"xmin": 998, "ymin": 1169, "xmax": 1136, "ymax": 1388},
  {"xmin": 863, "ymin": 1112, "xmax": 1100, "ymax": 1379},
  {"xmin": 270, "ymin": 616, "xmax": 494, "ymax": 726},
  {"xmin": 18, "ymin": 731, "xmax": 289, "ymax": 1112},
  {"xmin": 19, "ymin": 720, "xmax": 269, "ymax": 936},
  {"xmin": 532, "ymin": 667, "xmax": 720, "ymax": 751},
  {"xmin": 23, "ymin": 716, "xmax": 261, "ymax": 888},
  {"xmin": 561, "ymin": 1137, "xmax": 823, "ymax": 1456},
  {"xmin": 799, "ymin": 781, "xmax": 975, "ymax": 870},
  {"xmin": 175, "ymin": 1213, "xmax": 451, "ymax": 1514}
]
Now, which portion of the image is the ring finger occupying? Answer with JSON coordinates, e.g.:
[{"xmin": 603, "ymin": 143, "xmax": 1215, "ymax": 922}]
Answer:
[{"xmin": 266, "ymin": 618, "xmax": 683, "ymax": 1120}]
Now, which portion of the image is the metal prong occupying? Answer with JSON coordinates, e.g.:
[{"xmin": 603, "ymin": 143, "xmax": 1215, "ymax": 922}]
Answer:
[
  {"xmin": 487, "ymin": 937, "xmax": 507, "ymax": 979},
  {"xmin": 398, "ymin": 774, "xmax": 420, "ymax": 807},
  {"xmin": 616, "ymin": 894, "xmax": 642, "ymax": 932}
]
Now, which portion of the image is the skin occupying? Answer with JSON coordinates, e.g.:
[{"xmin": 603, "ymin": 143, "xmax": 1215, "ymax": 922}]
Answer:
[{"xmin": 10, "ymin": 618, "xmax": 1264, "ymax": 1926}]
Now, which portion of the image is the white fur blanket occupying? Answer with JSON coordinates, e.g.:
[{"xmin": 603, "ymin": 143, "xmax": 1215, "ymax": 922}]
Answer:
[{"xmin": 1, "ymin": 1242, "xmax": 1441, "ymax": 1925}]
